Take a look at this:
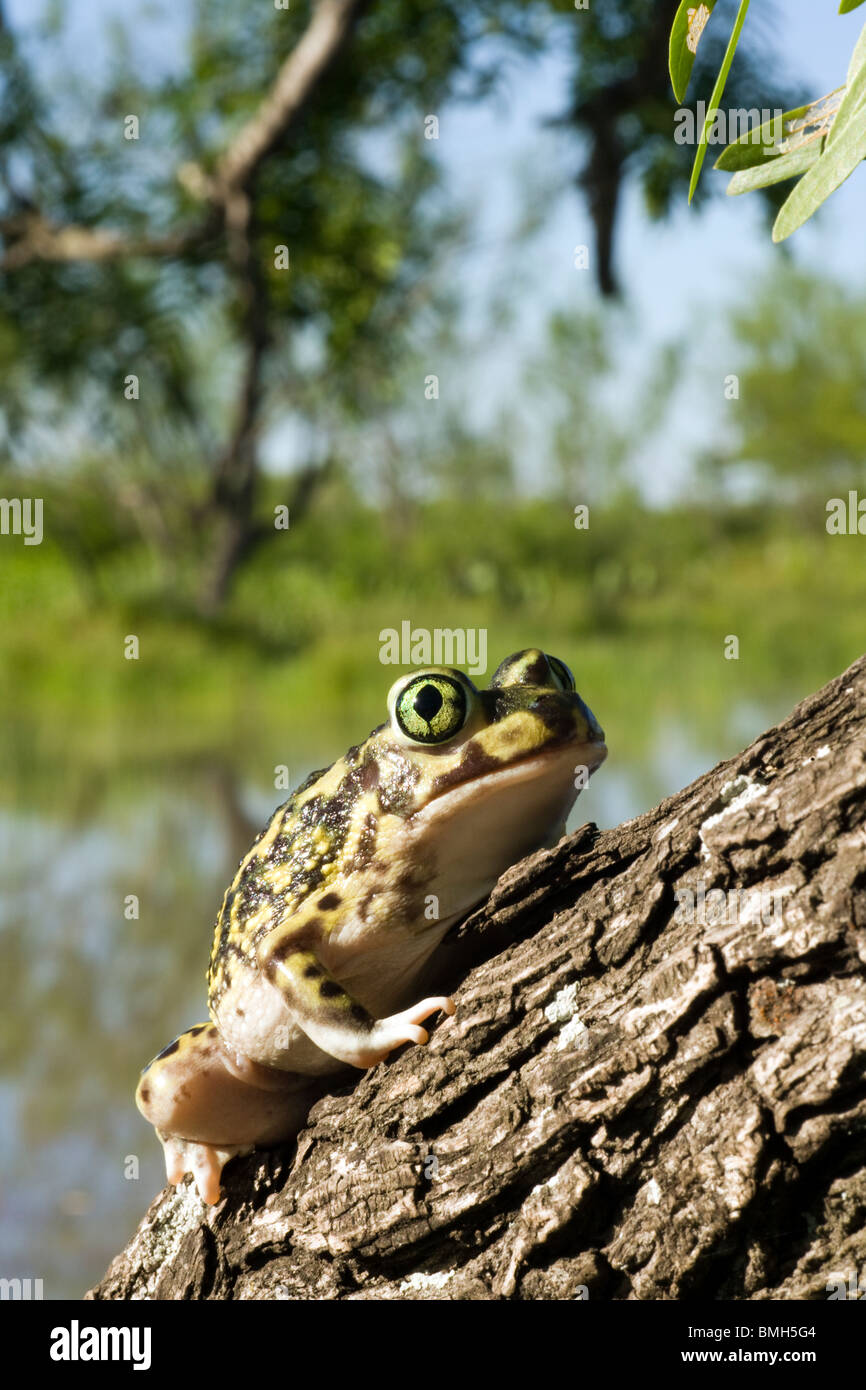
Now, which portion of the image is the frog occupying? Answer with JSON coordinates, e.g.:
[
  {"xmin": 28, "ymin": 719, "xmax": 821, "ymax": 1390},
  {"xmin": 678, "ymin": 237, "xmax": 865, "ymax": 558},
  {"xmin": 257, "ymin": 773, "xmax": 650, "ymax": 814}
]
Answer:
[{"xmin": 136, "ymin": 648, "xmax": 607, "ymax": 1205}]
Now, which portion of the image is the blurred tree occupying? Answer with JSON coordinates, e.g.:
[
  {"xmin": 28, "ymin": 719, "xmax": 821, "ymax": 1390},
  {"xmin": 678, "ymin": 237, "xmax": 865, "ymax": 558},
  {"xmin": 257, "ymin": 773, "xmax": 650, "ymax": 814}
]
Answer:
[
  {"xmin": 0, "ymin": 0, "xmax": 797, "ymax": 618},
  {"xmin": 524, "ymin": 310, "xmax": 626, "ymax": 500},
  {"xmin": 422, "ymin": 420, "xmax": 515, "ymax": 500},
  {"xmin": 522, "ymin": 308, "xmax": 682, "ymax": 503},
  {"xmin": 704, "ymin": 266, "xmax": 866, "ymax": 496},
  {"xmin": 0, "ymin": 0, "xmax": 535, "ymax": 613}
]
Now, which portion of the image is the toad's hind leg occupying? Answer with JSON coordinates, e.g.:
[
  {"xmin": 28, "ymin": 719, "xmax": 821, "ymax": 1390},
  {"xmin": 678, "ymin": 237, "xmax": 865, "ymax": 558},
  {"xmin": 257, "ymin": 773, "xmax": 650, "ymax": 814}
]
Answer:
[{"xmin": 135, "ymin": 1023, "xmax": 318, "ymax": 1205}]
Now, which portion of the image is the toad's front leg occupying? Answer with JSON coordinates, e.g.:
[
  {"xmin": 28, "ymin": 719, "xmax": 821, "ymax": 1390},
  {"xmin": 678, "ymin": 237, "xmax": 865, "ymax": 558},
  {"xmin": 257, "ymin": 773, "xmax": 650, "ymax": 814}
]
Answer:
[
  {"xmin": 260, "ymin": 936, "xmax": 455, "ymax": 1070},
  {"xmin": 135, "ymin": 1023, "xmax": 319, "ymax": 1205}
]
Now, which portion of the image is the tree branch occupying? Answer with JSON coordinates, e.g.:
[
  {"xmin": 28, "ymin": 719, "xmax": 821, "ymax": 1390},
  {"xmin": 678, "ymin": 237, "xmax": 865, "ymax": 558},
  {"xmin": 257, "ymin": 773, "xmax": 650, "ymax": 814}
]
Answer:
[
  {"xmin": 214, "ymin": 0, "xmax": 369, "ymax": 198},
  {"xmin": 0, "ymin": 213, "xmax": 203, "ymax": 272},
  {"xmin": 0, "ymin": 0, "xmax": 369, "ymax": 274},
  {"xmin": 571, "ymin": 3, "xmax": 674, "ymax": 296},
  {"xmin": 193, "ymin": 0, "xmax": 368, "ymax": 613}
]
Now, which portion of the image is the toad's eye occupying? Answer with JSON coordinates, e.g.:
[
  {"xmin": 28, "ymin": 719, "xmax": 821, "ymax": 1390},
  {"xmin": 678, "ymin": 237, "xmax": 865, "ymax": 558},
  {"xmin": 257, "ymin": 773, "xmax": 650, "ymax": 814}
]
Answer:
[
  {"xmin": 546, "ymin": 654, "xmax": 575, "ymax": 693},
  {"xmin": 393, "ymin": 674, "xmax": 469, "ymax": 745}
]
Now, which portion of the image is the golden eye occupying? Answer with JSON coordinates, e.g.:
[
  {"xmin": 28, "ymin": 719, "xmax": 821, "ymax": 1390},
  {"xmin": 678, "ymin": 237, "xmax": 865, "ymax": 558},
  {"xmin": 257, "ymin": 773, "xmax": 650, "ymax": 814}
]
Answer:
[
  {"xmin": 546, "ymin": 654, "xmax": 575, "ymax": 692},
  {"xmin": 393, "ymin": 674, "xmax": 469, "ymax": 745}
]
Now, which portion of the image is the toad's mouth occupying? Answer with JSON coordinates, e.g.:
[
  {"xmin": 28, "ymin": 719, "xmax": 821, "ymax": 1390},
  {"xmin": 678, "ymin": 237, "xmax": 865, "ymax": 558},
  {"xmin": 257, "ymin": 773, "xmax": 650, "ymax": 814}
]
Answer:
[{"xmin": 416, "ymin": 734, "xmax": 608, "ymax": 826}]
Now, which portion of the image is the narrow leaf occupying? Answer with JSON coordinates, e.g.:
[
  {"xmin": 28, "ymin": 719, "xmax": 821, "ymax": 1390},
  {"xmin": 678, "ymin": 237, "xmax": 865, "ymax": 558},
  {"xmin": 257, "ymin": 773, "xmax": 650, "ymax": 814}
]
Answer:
[
  {"xmin": 715, "ymin": 89, "xmax": 842, "ymax": 175},
  {"xmin": 773, "ymin": 105, "xmax": 866, "ymax": 240},
  {"xmin": 827, "ymin": 54, "xmax": 866, "ymax": 145},
  {"xmin": 669, "ymin": 0, "xmax": 719, "ymax": 103},
  {"xmin": 688, "ymin": 0, "xmax": 752, "ymax": 203},
  {"xmin": 715, "ymin": 102, "xmax": 815, "ymax": 171},
  {"xmin": 846, "ymin": 18, "xmax": 866, "ymax": 82},
  {"xmin": 839, "ymin": 1, "xmax": 866, "ymax": 14},
  {"xmin": 726, "ymin": 147, "xmax": 820, "ymax": 195}
]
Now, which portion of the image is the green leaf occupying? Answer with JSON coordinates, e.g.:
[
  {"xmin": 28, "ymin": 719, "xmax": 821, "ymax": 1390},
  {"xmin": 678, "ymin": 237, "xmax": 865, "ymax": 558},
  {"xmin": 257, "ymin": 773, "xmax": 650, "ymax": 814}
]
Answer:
[
  {"xmin": 715, "ymin": 102, "xmax": 815, "ymax": 171},
  {"xmin": 669, "ymin": 0, "xmax": 719, "ymax": 103},
  {"xmin": 688, "ymin": 0, "xmax": 752, "ymax": 203},
  {"xmin": 715, "ymin": 89, "xmax": 842, "ymax": 183},
  {"xmin": 726, "ymin": 146, "xmax": 820, "ymax": 195},
  {"xmin": 840, "ymin": 1, "xmax": 866, "ymax": 15},
  {"xmin": 846, "ymin": 19, "xmax": 866, "ymax": 82},
  {"xmin": 773, "ymin": 104, "xmax": 866, "ymax": 240},
  {"xmin": 827, "ymin": 45, "xmax": 866, "ymax": 146}
]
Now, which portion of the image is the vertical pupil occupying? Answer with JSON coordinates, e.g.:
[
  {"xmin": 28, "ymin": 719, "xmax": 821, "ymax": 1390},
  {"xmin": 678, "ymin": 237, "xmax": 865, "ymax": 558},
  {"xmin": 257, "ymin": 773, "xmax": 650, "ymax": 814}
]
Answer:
[{"xmin": 413, "ymin": 684, "xmax": 444, "ymax": 722}]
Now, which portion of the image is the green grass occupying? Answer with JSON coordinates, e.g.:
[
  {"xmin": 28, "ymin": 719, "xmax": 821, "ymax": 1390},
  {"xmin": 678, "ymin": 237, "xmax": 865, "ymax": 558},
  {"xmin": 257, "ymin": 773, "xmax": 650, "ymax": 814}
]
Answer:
[{"xmin": 1, "ymin": 494, "xmax": 862, "ymax": 805}]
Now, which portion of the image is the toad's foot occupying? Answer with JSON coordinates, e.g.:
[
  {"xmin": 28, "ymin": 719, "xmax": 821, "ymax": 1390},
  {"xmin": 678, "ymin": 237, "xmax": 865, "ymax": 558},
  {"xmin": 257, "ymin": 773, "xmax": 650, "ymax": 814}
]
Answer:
[
  {"xmin": 137, "ymin": 1022, "xmax": 321, "ymax": 1206},
  {"xmin": 350, "ymin": 995, "xmax": 456, "ymax": 1069},
  {"xmin": 159, "ymin": 1134, "xmax": 251, "ymax": 1207}
]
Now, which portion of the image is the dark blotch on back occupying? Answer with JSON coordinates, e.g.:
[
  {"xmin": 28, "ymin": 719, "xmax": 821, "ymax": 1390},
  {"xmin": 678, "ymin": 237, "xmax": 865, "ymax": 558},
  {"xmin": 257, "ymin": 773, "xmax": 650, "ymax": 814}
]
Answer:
[
  {"xmin": 318, "ymin": 892, "xmax": 341, "ymax": 910},
  {"xmin": 155, "ymin": 1037, "xmax": 180, "ymax": 1062},
  {"xmin": 267, "ymin": 939, "xmax": 293, "ymax": 967}
]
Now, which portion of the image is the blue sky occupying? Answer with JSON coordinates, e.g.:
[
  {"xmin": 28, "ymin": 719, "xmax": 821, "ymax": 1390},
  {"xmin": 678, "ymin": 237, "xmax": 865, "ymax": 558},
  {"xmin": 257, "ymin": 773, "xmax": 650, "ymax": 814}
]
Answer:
[{"xmin": 8, "ymin": 1, "xmax": 866, "ymax": 499}]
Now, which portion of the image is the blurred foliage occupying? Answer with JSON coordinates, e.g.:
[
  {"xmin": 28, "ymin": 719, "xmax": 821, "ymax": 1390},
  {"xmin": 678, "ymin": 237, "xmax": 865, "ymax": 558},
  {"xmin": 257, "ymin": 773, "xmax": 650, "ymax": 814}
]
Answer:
[
  {"xmin": 0, "ymin": 0, "xmax": 480, "ymax": 394},
  {"xmin": 1, "ymin": 477, "xmax": 862, "ymax": 787},
  {"xmin": 704, "ymin": 265, "xmax": 866, "ymax": 493}
]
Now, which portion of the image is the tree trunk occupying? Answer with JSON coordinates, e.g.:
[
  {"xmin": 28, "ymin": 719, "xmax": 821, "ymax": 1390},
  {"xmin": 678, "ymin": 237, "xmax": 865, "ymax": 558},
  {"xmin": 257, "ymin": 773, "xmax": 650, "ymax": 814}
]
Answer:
[{"xmin": 88, "ymin": 654, "xmax": 866, "ymax": 1300}]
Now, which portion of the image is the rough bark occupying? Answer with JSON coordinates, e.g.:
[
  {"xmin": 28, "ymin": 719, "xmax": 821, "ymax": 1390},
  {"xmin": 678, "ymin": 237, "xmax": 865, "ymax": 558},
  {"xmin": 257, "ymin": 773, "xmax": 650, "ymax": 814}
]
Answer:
[{"xmin": 89, "ymin": 655, "xmax": 866, "ymax": 1301}]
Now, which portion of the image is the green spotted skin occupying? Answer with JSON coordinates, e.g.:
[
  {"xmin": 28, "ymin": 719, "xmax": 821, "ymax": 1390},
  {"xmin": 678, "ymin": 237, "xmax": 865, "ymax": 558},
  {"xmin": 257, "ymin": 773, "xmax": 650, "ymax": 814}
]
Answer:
[
  {"xmin": 136, "ymin": 649, "xmax": 607, "ymax": 1204},
  {"xmin": 207, "ymin": 648, "xmax": 604, "ymax": 1016}
]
